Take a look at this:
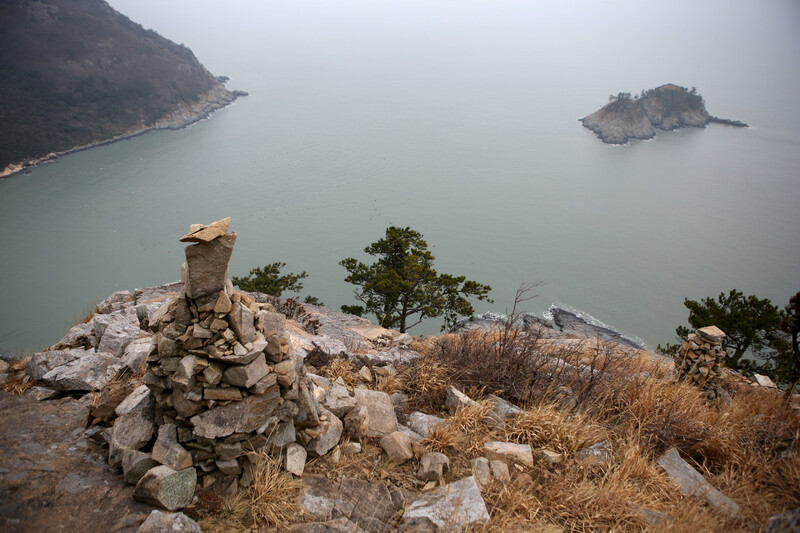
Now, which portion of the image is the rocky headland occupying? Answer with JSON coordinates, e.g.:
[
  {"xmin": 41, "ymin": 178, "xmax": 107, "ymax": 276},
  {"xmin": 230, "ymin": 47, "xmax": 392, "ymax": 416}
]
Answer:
[
  {"xmin": 0, "ymin": 0, "xmax": 247, "ymax": 178},
  {"xmin": 580, "ymin": 84, "xmax": 747, "ymax": 144},
  {"xmin": 0, "ymin": 219, "xmax": 794, "ymax": 532}
]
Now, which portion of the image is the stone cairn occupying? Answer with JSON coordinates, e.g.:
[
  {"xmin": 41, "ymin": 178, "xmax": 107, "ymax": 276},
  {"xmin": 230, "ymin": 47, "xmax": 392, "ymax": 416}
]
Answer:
[
  {"xmin": 139, "ymin": 218, "xmax": 340, "ymax": 499},
  {"xmin": 676, "ymin": 325, "xmax": 726, "ymax": 397}
]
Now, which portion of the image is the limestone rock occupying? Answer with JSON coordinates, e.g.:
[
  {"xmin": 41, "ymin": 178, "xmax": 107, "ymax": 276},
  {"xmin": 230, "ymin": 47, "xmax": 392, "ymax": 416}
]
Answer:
[
  {"xmin": 405, "ymin": 412, "xmax": 445, "ymax": 438},
  {"xmin": 446, "ymin": 386, "xmax": 477, "ymax": 414},
  {"xmin": 115, "ymin": 385, "xmax": 153, "ymax": 416},
  {"xmin": 182, "ymin": 233, "xmax": 236, "ymax": 299},
  {"xmin": 485, "ymin": 394, "xmax": 522, "ymax": 419},
  {"xmin": 417, "ymin": 452, "xmax": 450, "ymax": 482},
  {"xmin": 190, "ymin": 393, "xmax": 281, "ymax": 439},
  {"xmin": 133, "ymin": 465, "xmax": 197, "ymax": 511},
  {"xmin": 110, "ymin": 401, "xmax": 155, "ymax": 466},
  {"xmin": 380, "ymin": 431, "xmax": 413, "ymax": 464},
  {"xmin": 121, "ymin": 337, "xmax": 152, "ymax": 374},
  {"xmin": 484, "ymin": 441, "xmax": 534, "ymax": 467},
  {"xmin": 136, "ymin": 510, "xmax": 203, "ymax": 533},
  {"xmin": 228, "ymin": 301, "xmax": 256, "ymax": 345},
  {"xmin": 151, "ymin": 424, "xmax": 193, "ymax": 470},
  {"xmin": 404, "ymin": 476, "xmax": 490, "ymax": 531},
  {"xmin": 753, "ymin": 373, "xmax": 777, "ymax": 388},
  {"xmin": 397, "ymin": 423, "xmax": 425, "ymax": 443},
  {"xmin": 697, "ymin": 326, "xmax": 726, "ymax": 343},
  {"xmin": 43, "ymin": 352, "xmax": 123, "ymax": 392},
  {"xmin": 24, "ymin": 386, "xmax": 59, "ymax": 401},
  {"xmin": 285, "ymin": 442, "xmax": 307, "ymax": 476},
  {"xmin": 471, "ymin": 457, "xmax": 491, "ymax": 488},
  {"xmin": 658, "ymin": 447, "xmax": 740, "ymax": 517},
  {"xmin": 51, "ymin": 321, "xmax": 96, "ymax": 350},
  {"xmin": 765, "ymin": 508, "xmax": 800, "ymax": 533},
  {"xmin": 489, "ymin": 460, "xmax": 510, "ymax": 483},
  {"xmin": 180, "ymin": 217, "xmax": 231, "ymax": 243}
]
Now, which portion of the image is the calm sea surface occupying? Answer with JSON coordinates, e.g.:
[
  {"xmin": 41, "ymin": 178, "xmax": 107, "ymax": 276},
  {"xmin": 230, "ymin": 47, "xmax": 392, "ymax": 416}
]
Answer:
[{"xmin": 2, "ymin": 0, "xmax": 799, "ymax": 354}]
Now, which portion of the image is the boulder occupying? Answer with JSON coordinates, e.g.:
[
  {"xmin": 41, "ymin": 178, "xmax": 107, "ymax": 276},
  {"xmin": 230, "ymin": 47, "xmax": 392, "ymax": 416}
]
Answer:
[
  {"xmin": 380, "ymin": 431, "xmax": 413, "ymax": 464},
  {"xmin": 190, "ymin": 392, "xmax": 281, "ymax": 439},
  {"xmin": 483, "ymin": 441, "xmax": 534, "ymax": 467},
  {"xmin": 417, "ymin": 452, "xmax": 450, "ymax": 482},
  {"xmin": 658, "ymin": 447, "xmax": 740, "ymax": 517},
  {"xmin": 344, "ymin": 389, "xmax": 398, "ymax": 438},
  {"xmin": 136, "ymin": 510, "xmax": 203, "ymax": 533},
  {"xmin": 115, "ymin": 385, "xmax": 153, "ymax": 416},
  {"xmin": 405, "ymin": 412, "xmax": 445, "ymax": 438},
  {"xmin": 485, "ymin": 394, "xmax": 522, "ymax": 418},
  {"xmin": 93, "ymin": 308, "xmax": 142, "ymax": 357},
  {"xmin": 109, "ymin": 398, "xmax": 155, "ymax": 466},
  {"xmin": 151, "ymin": 424, "xmax": 193, "ymax": 470},
  {"xmin": 42, "ymin": 352, "xmax": 123, "ymax": 392},
  {"xmin": 404, "ymin": 476, "xmax": 490, "ymax": 531},
  {"xmin": 322, "ymin": 381, "xmax": 357, "ymax": 418},
  {"xmin": 27, "ymin": 348, "xmax": 89, "ymax": 381},
  {"xmin": 182, "ymin": 233, "xmax": 236, "ymax": 299},
  {"xmin": 51, "ymin": 322, "xmax": 96, "ymax": 350},
  {"xmin": 133, "ymin": 465, "xmax": 196, "ymax": 511}
]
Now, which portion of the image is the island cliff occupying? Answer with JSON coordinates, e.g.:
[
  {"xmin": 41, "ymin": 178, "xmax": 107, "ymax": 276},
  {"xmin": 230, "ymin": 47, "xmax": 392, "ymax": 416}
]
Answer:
[
  {"xmin": 580, "ymin": 84, "xmax": 747, "ymax": 144},
  {"xmin": 0, "ymin": 0, "xmax": 247, "ymax": 177}
]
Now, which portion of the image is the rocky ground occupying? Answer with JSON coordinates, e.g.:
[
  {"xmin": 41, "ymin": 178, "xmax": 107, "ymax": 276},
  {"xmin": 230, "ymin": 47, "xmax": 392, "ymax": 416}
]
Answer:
[{"xmin": 0, "ymin": 220, "xmax": 793, "ymax": 532}]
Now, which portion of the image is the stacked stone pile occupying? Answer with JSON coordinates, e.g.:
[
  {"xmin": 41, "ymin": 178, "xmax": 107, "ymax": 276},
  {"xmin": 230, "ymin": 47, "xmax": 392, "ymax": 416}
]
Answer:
[
  {"xmin": 676, "ymin": 325, "xmax": 727, "ymax": 396},
  {"xmin": 120, "ymin": 218, "xmax": 343, "ymax": 506}
]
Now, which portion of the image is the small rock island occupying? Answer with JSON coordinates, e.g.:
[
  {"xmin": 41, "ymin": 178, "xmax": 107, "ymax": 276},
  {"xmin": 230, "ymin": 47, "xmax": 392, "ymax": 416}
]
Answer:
[{"xmin": 580, "ymin": 84, "xmax": 747, "ymax": 144}]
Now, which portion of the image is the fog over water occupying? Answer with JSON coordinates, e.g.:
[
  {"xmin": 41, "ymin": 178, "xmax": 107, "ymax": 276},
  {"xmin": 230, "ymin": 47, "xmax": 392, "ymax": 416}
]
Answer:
[{"xmin": 1, "ymin": 0, "xmax": 799, "ymax": 354}]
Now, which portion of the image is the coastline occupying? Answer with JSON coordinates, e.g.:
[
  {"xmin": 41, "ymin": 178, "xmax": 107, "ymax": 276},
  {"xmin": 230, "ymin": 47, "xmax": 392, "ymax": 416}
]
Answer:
[{"xmin": 0, "ymin": 83, "xmax": 247, "ymax": 180}]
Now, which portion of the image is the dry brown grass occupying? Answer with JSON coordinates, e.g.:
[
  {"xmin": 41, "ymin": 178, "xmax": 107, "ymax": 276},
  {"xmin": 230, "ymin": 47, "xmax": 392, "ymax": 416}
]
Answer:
[
  {"xmin": 1, "ymin": 356, "xmax": 37, "ymax": 394},
  {"xmin": 318, "ymin": 358, "xmax": 361, "ymax": 388},
  {"xmin": 199, "ymin": 451, "xmax": 300, "ymax": 532}
]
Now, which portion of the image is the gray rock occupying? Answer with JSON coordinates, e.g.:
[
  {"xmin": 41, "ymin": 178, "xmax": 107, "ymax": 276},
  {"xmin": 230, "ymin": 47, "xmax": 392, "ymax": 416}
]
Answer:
[
  {"xmin": 380, "ymin": 431, "xmax": 413, "ymax": 464},
  {"xmin": 42, "ymin": 352, "xmax": 123, "ymax": 392},
  {"xmin": 753, "ymin": 373, "xmax": 777, "ymax": 388},
  {"xmin": 285, "ymin": 442, "xmax": 307, "ymax": 476},
  {"xmin": 109, "ymin": 388, "xmax": 155, "ymax": 466},
  {"xmin": 122, "ymin": 449, "xmax": 160, "ymax": 485},
  {"xmin": 311, "ymin": 336, "xmax": 349, "ymax": 358},
  {"xmin": 28, "ymin": 348, "xmax": 90, "ymax": 381},
  {"xmin": 360, "ymin": 346, "xmax": 421, "ymax": 365},
  {"xmin": 222, "ymin": 353, "xmax": 268, "ymax": 388},
  {"xmin": 397, "ymin": 423, "xmax": 424, "ymax": 442},
  {"xmin": 485, "ymin": 394, "xmax": 522, "ymax": 418},
  {"xmin": 289, "ymin": 517, "xmax": 366, "ymax": 533},
  {"xmin": 136, "ymin": 509, "xmax": 203, "ymax": 533},
  {"xmin": 133, "ymin": 465, "xmax": 197, "ymax": 511},
  {"xmin": 227, "ymin": 301, "xmax": 256, "ymax": 345},
  {"xmin": 483, "ymin": 441, "xmax": 533, "ymax": 467},
  {"xmin": 489, "ymin": 460, "xmax": 510, "ymax": 483},
  {"xmin": 658, "ymin": 447, "xmax": 740, "ymax": 517},
  {"xmin": 471, "ymin": 457, "xmax": 492, "ymax": 488},
  {"xmin": 322, "ymin": 381, "xmax": 357, "ymax": 418},
  {"xmin": 298, "ymin": 475, "xmax": 356, "ymax": 521},
  {"xmin": 24, "ymin": 386, "xmax": 59, "ymax": 401},
  {"xmin": 404, "ymin": 476, "xmax": 490, "ymax": 531},
  {"xmin": 121, "ymin": 337, "xmax": 152, "ymax": 374},
  {"xmin": 344, "ymin": 388, "xmax": 397, "ymax": 438},
  {"xmin": 307, "ymin": 408, "xmax": 342, "ymax": 457},
  {"xmin": 190, "ymin": 393, "xmax": 281, "ymax": 439},
  {"xmin": 766, "ymin": 508, "xmax": 800, "ymax": 533},
  {"xmin": 446, "ymin": 386, "xmax": 477, "ymax": 415},
  {"xmin": 51, "ymin": 321, "xmax": 96, "ymax": 350},
  {"xmin": 182, "ymin": 233, "xmax": 236, "ymax": 299},
  {"xmin": 93, "ymin": 308, "xmax": 143, "ymax": 357},
  {"xmin": 96, "ymin": 290, "xmax": 134, "ymax": 314},
  {"xmin": 151, "ymin": 424, "xmax": 193, "ymax": 470},
  {"xmin": 417, "ymin": 452, "xmax": 450, "ymax": 482},
  {"xmin": 575, "ymin": 440, "xmax": 613, "ymax": 466},
  {"xmin": 405, "ymin": 411, "xmax": 445, "ymax": 438},
  {"xmin": 256, "ymin": 310, "xmax": 286, "ymax": 337}
]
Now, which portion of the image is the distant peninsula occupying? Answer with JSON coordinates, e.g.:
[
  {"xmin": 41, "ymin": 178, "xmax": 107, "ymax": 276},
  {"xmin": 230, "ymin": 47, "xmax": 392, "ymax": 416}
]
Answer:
[
  {"xmin": 0, "ymin": 0, "xmax": 247, "ymax": 177},
  {"xmin": 580, "ymin": 84, "xmax": 747, "ymax": 144}
]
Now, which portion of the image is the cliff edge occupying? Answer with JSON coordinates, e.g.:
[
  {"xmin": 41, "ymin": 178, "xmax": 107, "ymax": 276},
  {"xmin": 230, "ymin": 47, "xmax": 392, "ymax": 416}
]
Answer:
[
  {"xmin": 0, "ymin": 0, "xmax": 247, "ymax": 177},
  {"xmin": 580, "ymin": 84, "xmax": 747, "ymax": 144}
]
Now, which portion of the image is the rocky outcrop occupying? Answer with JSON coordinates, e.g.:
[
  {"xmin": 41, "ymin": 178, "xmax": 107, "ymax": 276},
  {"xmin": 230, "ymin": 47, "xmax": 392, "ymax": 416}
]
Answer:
[
  {"xmin": 580, "ymin": 84, "xmax": 747, "ymax": 144},
  {"xmin": 0, "ymin": 0, "xmax": 247, "ymax": 177}
]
